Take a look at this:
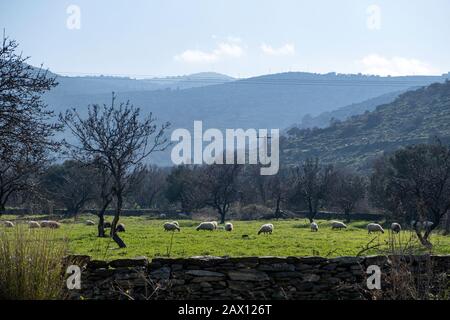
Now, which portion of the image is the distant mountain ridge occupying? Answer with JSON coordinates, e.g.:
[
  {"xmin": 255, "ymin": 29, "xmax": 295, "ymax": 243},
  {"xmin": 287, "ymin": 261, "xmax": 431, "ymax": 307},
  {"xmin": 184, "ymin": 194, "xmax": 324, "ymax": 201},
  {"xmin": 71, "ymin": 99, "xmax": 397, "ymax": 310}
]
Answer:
[
  {"xmin": 42, "ymin": 69, "xmax": 450, "ymax": 165},
  {"xmin": 50, "ymin": 72, "xmax": 235, "ymax": 96},
  {"xmin": 282, "ymin": 81, "xmax": 450, "ymax": 171}
]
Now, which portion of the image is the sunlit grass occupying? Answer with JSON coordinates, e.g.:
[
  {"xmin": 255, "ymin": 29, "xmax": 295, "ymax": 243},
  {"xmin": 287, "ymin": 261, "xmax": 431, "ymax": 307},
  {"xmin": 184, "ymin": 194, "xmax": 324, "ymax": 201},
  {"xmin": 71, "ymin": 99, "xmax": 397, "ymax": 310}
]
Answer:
[{"xmin": 1, "ymin": 215, "xmax": 449, "ymax": 261}]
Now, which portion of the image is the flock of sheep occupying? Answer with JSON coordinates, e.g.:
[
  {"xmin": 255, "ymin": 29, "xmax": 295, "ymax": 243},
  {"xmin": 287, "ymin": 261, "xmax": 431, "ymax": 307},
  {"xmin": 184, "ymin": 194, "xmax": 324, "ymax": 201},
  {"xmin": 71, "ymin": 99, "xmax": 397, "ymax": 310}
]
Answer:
[
  {"xmin": 1, "ymin": 218, "xmax": 435, "ymax": 236},
  {"xmin": 1, "ymin": 220, "xmax": 62, "ymax": 229},
  {"xmin": 161, "ymin": 220, "xmax": 435, "ymax": 236}
]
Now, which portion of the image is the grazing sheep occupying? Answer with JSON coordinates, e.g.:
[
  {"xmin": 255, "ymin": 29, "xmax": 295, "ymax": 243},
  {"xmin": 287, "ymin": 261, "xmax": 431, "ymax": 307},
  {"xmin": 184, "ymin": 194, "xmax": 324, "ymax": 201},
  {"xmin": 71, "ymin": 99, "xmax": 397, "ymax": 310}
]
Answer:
[
  {"xmin": 3, "ymin": 221, "xmax": 15, "ymax": 227},
  {"xmin": 41, "ymin": 220, "xmax": 61, "ymax": 229},
  {"xmin": 225, "ymin": 222, "xmax": 233, "ymax": 232},
  {"xmin": 171, "ymin": 221, "xmax": 179, "ymax": 227},
  {"xmin": 217, "ymin": 226, "xmax": 225, "ymax": 230},
  {"xmin": 391, "ymin": 222, "xmax": 401, "ymax": 234},
  {"xmin": 29, "ymin": 221, "xmax": 41, "ymax": 228},
  {"xmin": 367, "ymin": 223, "xmax": 384, "ymax": 234},
  {"xmin": 104, "ymin": 222, "xmax": 112, "ymax": 228},
  {"xmin": 422, "ymin": 221, "xmax": 434, "ymax": 229},
  {"xmin": 164, "ymin": 222, "xmax": 180, "ymax": 232},
  {"xmin": 258, "ymin": 223, "xmax": 274, "ymax": 235},
  {"xmin": 411, "ymin": 220, "xmax": 434, "ymax": 230},
  {"xmin": 310, "ymin": 222, "xmax": 319, "ymax": 232},
  {"xmin": 331, "ymin": 221, "xmax": 347, "ymax": 230},
  {"xmin": 211, "ymin": 221, "xmax": 218, "ymax": 229},
  {"xmin": 196, "ymin": 222, "xmax": 216, "ymax": 231},
  {"xmin": 116, "ymin": 223, "xmax": 126, "ymax": 232},
  {"xmin": 85, "ymin": 219, "xmax": 96, "ymax": 226},
  {"xmin": 159, "ymin": 213, "xmax": 167, "ymax": 219}
]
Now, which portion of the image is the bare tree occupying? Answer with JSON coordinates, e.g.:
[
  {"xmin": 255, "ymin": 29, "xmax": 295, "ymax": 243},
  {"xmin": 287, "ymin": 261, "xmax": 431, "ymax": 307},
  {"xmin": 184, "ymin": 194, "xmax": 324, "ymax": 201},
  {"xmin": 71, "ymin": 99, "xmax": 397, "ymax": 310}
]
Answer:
[
  {"xmin": 267, "ymin": 167, "xmax": 295, "ymax": 219},
  {"xmin": 331, "ymin": 169, "xmax": 366, "ymax": 222},
  {"xmin": 201, "ymin": 164, "xmax": 241, "ymax": 224},
  {"xmin": 129, "ymin": 165, "xmax": 168, "ymax": 209},
  {"xmin": 40, "ymin": 160, "xmax": 96, "ymax": 217},
  {"xmin": 292, "ymin": 158, "xmax": 335, "ymax": 223},
  {"xmin": 0, "ymin": 33, "xmax": 60, "ymax": 214},
  {"xmin": 60, "ymin": 93, "xmax": 170, "ymax": 247}
]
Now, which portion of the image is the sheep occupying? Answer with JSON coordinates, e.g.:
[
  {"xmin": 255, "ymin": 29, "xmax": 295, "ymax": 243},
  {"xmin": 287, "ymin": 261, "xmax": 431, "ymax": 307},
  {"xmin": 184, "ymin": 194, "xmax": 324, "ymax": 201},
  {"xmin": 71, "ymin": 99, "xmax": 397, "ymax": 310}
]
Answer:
[
  {"xmin": 391, "ymin": 222, "xmax": 401, "ymax": 234},
  {"xmin": 116, "ymin": 223, "xmax": 126, "ymax": 232},
  {"xmin": 422, "ymin": 221, "xmax": 434, "ymax": 229},
  {"xmin": 331, "ymin": 221, "xmax": 347, "ymax": 230},
  {"xmin": 258, "ymin": 223, "xmax": 274, "ymax": 235},
  {"xmin": 211, "ymin": 221, "xmax": 218, "ymax": 230},
  {"xmin": 411, "ymin": 220, "xmax": 434, "ymax": 230},
  {"xmin": 225, "ymin": 222, "xmax": 233, "ymax": 232},
  {"xmin": 367, "ymin": 223, "xmax": 384, "ymax": 234},
  {"xmin": 3, "ymin": 220, "xmax": 14, "ymax": 227},
  {"xmin": 164, "ymin": 222, "xmax": 180, "ymax": 232},
  {"xmin": 159, "ymin": 213, "xmax": 167, "ymax": 219},
  {"xmin": 41, "ymin": 220, "xmax": 61, "ymax": 229},
  {"xmin": 171, "ymin": 221, "xmax": 179, "ymax": 227},
  {"xmin": 217, "ymin": 226, "xmax": 225, "ymax": 230},
  {"xmin": 196, "ymin": 222, "xmax": 216, "ymax": 231},
  {"xmin": 29, "ymin": 221, "xmax": 41, "ymax": 228},
  {"xmin": 310, "ymin": 222, "xmax": 319, "ymax": 232},
  {"xmin": 85, "ymin": 219, "xmax": 96, "ymax": 226}
]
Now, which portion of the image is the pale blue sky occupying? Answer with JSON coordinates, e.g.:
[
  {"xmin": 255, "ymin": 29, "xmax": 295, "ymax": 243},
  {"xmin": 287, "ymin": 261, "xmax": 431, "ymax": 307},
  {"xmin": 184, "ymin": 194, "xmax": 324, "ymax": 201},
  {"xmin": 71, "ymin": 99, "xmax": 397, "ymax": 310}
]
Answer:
[{"xmin": 1, "ymin": 0, "xmax": 449, "ymax": 78}]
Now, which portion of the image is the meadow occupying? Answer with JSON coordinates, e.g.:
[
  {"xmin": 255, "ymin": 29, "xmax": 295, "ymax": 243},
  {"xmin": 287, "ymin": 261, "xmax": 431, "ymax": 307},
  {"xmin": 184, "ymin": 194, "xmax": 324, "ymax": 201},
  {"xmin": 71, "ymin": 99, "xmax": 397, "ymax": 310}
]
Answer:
[{"xmin": 1, "ymin": 215, "xmax": 450, "ymax": 260}]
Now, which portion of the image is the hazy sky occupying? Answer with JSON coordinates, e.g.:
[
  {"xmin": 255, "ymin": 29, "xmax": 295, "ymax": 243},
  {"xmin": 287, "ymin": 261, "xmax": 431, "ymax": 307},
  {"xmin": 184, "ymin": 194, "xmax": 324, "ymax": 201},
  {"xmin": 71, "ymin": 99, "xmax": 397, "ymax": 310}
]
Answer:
[{"xmin": 1, "ymin": 0, "xmax": 449, "ymax": 78}]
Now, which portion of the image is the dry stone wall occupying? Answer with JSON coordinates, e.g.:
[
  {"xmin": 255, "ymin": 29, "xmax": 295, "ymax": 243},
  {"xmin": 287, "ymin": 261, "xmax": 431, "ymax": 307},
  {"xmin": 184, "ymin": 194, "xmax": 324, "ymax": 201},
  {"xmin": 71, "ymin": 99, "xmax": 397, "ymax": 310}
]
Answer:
[{"xmin": 66, "ymin": 255, "xmax": 450, "ymax": 300}]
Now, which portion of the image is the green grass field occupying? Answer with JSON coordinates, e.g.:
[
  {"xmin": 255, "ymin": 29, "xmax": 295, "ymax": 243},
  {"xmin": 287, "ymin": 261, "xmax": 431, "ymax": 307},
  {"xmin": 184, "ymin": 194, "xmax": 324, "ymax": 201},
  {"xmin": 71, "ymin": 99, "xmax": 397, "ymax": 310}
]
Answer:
[{"xmin": 1, "ymin": 215, "xmax": 450, "ymax": 260}]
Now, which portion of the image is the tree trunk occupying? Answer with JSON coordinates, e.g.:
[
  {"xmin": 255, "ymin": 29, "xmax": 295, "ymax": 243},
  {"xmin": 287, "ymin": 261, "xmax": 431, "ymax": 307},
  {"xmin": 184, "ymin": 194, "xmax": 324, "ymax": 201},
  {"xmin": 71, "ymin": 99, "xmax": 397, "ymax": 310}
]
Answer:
[
  {"xmin": 97, "ymin": 211, "xmax": 105, "ymax": 238},
  {"xmin": 274, "ymin": 195, "xmax": 282, "ymax": 219},
  {"xmin": 345, "ymin": 209, "xmax": 351, "ymax": 223},
  {"xmin": 97, "ymin": 199, "xmax": 110, "ymax": 237},
  {"xmin": 219, "ymin": 208, "xmax": 225, "ymax": 224},
  {"xmin": 110, "ymin": 191, "xmax": 126, "ymax": 248}
]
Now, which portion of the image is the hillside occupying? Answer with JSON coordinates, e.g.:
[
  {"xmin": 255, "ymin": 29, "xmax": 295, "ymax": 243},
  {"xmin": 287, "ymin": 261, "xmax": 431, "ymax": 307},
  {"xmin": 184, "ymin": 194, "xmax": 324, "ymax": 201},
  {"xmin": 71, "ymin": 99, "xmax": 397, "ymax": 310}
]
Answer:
[
  {"xmin": 291, "ymin": 90, "xmax": 405, "ymax": 129},
  {"xmin": 282, "ymin": 81, "xmax": 450, "ymax": 171}
]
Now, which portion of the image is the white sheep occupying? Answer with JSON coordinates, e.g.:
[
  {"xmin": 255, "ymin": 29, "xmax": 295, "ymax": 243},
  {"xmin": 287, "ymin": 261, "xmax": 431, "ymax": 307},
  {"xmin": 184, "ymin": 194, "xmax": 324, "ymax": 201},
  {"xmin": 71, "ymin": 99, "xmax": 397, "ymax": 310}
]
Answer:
[
  {"xmin": 29, "ymin": 221, "xmax": 41, "ymax": 228},
  {"xmin": 196, "ymin": 222, "xmax": 216, "ymax": 231},
  {"xmin": 85, "ymin": 219, "xmax": 96, "ymax": 226},
  {"xmin": 331, "ymin": 221, "xmax": 347, "ymax": 230},
  {"xmin": 171, "ymin": 221, "xmax": 179, "ymax": 227},
  {"xmin": 225, "ymin": 222, "xmax": 233, "ymax": 232},
  {"xmin": 411, "ymin": 220, "xmax": 434, "ymax": 230},
  {"xmin": 211, "ymin": 221, "xmax": 218, "ymax": 230},
  {"xmin": 367, "ymin": 223, "xmax": 384, "ymax": 234},
  {"xmin": 40, "ymin": 220, "xmax": 61, "ymax": 229},
  {"xmin": 164, "ymin": 222, "xmax": 180, "ymax": 232},
  {"xmin": 422, "ymin": 221, "xmax": 434, "ymax": 229},
  {"xmin": 258, "ymin": 223, "xmax": 274, "ymax": 235},
  {"xmin": 310, "ymin": 222, "xmax": 319, "ymax": 232},
  {"xmin": 3, "ymin": 220, "xmax": 15, "ymax": 227},
  {"xmin": 116, "ymin": 223, "xmax": 126, "ymax": 232},
  {"xmin": 391, "ymin": 222, "xmax": 401, "ymax": 234}
]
